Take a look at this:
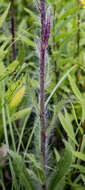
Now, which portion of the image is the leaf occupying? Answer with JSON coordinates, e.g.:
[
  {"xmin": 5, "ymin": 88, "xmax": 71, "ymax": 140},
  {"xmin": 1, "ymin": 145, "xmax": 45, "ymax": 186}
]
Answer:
[
  {"xmin": 0, "ymin": 3, "xmax": 10, "ymax": 28},
  {"xmin": 0, "ymin": 38, "xmax": 11, "ymax": 61},
  {"xmin": 33, "ymin": 117, "xmax": 41, "ymax": 160},
  {"xmin": 27, "ymin": 76, "xmax": 40, "ymax": 115},
  {"xmin": 0, "ymin": 50, "xmax": 7, "ymax": 61},
  {"xmin": 8, "ymin": 150, "xmax": 36, "ymax": 190},
  {"xmin": 81, "ymin": 174, "xmax": 85, "ymax": 183},
  {"xmin": 31, "ymin": 79, "xmax": 39, "ymax": 89},
  {"xmin": 0, "ymin": 60, "xmax": 19, "ymax": 82},
  {"xmin": 18, "ymin": 45, "xmax": 24, "ymax": 63},
  {"xmin": 27, "ymin": 153, "xmax": 46, "ymax": 184},
  {"xmin": 71, "ymin": 103, "xmax": 82, "ymax": 134},
  {"xmin": 59, "ymin": 34, "xmax": 74, "ymax": 54},
  {"xmin": 46, "ymin": 100, "xmax": 66, "ymax": 136},
  {"xmin": 54, "ymin": 148, "xmax": 60, "ymax": 162},
  {"xmin": 68, "ymin": 75, "xmax": 82, "ymax": 102},
  {"xmin": 71, "ymin": 184, "xmax": 85, "ymax": 190},
  {"xmin": 80, "ymin": 135, "xmax": 85, "ymax": 153},
  {"xmin": 45, "ymin": 65, "xmax": 77, "ymax": 107},
  {"xmin": 48, "ymin": 145, "xmax": 72, "ymax": 190},
  {"xmin": 11, "ymin": 107, "xmax": 32, "ymax": 121},
  {"xmin": 9, "ymin": 86, "xmax": 25, "ymax": 108},
  {"xmin": 21, "ymin": 36, "xmax": 35, "ymax": 48},
  {"xmin": 24, "ymin": 116, "xmax": 40, "ymax": 154},
  {"xmin": 53, "ymin": 178, "xmax": 65, "ymax": 190},
  {"xmin": 72, "ymin": 151, "xmax": 85, "ymax": 161},
  {"xmin": 68, "ymin": 75, "xmax": 85, "ymax": 122},
  {"xmin": 0, "ymin": 37, "xmax": 11, "ymax": 51},
  {"xmin": 24, "ymin": 8, "xmax": 39, "ymax": 26},
  {"xmin": 58, "ymin": 111, "xmax": 78, "ymax": 145},
  {"xmin": 58, "ymin": 6, "xmax": 78, "ymax": 22},
  {"xmin": 72, "ymin": 164, "xmax": 85, "ymax": 174},
  {"xmin": 55, "ymin": 31, "xmax": 73, "ymax": 43}
]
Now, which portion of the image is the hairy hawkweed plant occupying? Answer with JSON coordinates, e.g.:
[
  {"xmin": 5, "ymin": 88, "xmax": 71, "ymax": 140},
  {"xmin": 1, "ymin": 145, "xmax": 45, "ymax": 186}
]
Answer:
[
  {"xmin": 1, "ymin": 1, "xmax": 85, "ymax": 189},
  {"xmin": 40, "ymin": 0, "xmax": 50, "ymax": 189}
]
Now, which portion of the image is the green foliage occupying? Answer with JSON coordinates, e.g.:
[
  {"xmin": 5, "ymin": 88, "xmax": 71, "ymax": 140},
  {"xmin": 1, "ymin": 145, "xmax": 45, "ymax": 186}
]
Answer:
[
  {"xmin": 48, "ymin": 144, "xmax": 73, "ymax": 190},
  {"xmin": 58, "ymin": 110, "xmax": 78, "ymax": 146},
  {"xmin": 27, "ymin": 153, "xmax": 46, "ymax": 184},
  {"xmin": 0, "ymin": 3, "xmax": 10, "ymax": 28},
  {"xmin": 8, "ymin": 150, "xmax": 36, "ymax": 190},
  {"xmin": 0, "ymin": 0, "xmax": 85, "ymax": 189}
]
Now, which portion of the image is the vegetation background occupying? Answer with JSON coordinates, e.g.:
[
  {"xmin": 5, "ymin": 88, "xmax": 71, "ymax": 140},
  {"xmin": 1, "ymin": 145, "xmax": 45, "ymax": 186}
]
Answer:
[{"xmin": 0, "ymin": 0, "xmax": 85, "ymax": 189}]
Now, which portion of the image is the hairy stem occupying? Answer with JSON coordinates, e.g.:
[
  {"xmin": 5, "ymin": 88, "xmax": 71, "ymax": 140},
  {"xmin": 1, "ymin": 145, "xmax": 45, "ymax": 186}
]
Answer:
[
  {"xmin": 77, "ymin": 11, "xmax": 80, "ymax": 56},
  {"xmin": 39, "ymin": 1, "xmax": 50, "ymax": 188},
  {"xmin": 40, "ymin": 0, "xmax": 46, "ymax": 189},
  {"xmin": 11, "ymin": 0, "xmax": 16, "ymax": 60}
]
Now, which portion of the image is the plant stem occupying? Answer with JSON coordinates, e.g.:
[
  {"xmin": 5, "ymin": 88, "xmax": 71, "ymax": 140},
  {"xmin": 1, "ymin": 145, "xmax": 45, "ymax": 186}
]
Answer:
[
  {"xmin": 40, "ymin": 0, "xmax": 46, "ymax": 189},
  {"xmin": 77, "ymin": 11, "xmax": 80, "ymax": 56},
  {"xmin": 11, "ymin": 0, "xmax": 16, "ymax": 60}
]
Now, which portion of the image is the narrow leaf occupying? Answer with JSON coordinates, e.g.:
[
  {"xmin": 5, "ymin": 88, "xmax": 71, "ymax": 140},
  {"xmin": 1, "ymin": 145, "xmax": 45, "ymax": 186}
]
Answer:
[
  {"xmin": 58, "ymin": 111, "xmax": 78, "ymax": 145},
  {"xmin": 68, "ymin": 75, "xmax": 82, "ymax": 102},
  {"xmin": 11, "ymin": 107, "xmax": 32, "ymax": 121},
  {"xmin": 72, "ymin": 151, "xmax": 85, "ymax": 161},
  {"xmin": 0, "ymin": 4, "xmax": 10, "ymax": 28}
]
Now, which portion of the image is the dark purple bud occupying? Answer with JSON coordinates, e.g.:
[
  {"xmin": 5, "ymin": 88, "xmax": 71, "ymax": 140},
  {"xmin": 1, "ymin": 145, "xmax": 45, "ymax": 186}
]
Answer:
[{"xmin": 43, "ymin": 8, "xmax": 51, "ymax": 50}]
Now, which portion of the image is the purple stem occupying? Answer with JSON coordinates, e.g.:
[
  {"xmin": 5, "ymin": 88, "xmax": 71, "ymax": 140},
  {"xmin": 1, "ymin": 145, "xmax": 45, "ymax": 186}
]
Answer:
[
  {"xmin": 40, "ymin": 0, "xmax": 46, "ymax": 189},
  {"xmin": 40, "ymin": 1, "xmax": 50, "ymax": 183},
  {"xmin": 11, "ymin": 0, "xmax": 16, "ymax": 60},
  {"xmin": 40, "ymin": 0, "xmax": 46, "ymax": 165}
]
